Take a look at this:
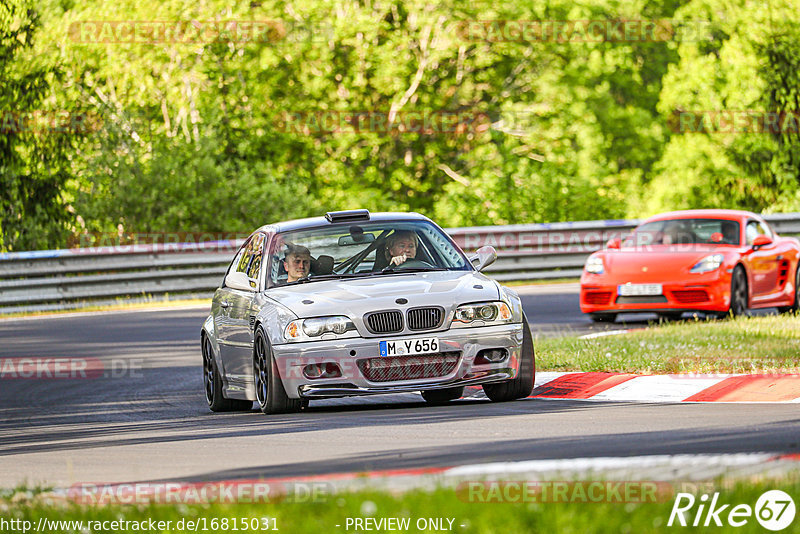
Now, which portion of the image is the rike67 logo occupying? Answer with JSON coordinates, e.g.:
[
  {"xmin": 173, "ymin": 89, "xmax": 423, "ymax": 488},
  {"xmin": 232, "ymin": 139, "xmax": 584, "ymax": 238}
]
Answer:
[{"xmin": 668, "ymin": 490, "xmax": 796, "ymax": 530}]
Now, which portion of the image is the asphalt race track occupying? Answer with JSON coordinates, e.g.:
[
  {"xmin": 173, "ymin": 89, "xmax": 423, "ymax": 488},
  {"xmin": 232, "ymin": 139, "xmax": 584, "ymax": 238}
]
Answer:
[{"xmin": 1, "ymin": 284, "xmax": 797, "ymax": 487}]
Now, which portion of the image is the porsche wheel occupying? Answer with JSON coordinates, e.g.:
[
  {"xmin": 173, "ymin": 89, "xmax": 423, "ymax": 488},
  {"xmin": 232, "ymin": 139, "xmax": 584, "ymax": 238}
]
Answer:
[
  {"xmin": 483, "ymin": 314, "xmax": 535, "ymax": 402},
  {"xmin": 254, "ymin": 327, "xmax": 304, "ymax": 414},
  {"xmin": 727, "ymin": 266, "xmax": 748, "ymax": 318},
  {"xmin": 203, "ymin": 335, "xmax": 253, "ymax": 412},
  {"xmin": 778, "ymin": 265, "xmax": 800, "ymax": 314},
  {"xmin": 421, "ymin": 387, "xmax": 464, "ymax": 405},
  {"xmin": 589, "ymin": 313, "xmax": 617, "ymax": 323}
]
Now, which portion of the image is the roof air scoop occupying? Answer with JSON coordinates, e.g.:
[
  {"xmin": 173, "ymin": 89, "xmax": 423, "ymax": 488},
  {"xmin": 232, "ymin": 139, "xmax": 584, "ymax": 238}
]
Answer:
[{"xmin": 325, "ymin": 209, "xmax": 370, "ymax": 223}]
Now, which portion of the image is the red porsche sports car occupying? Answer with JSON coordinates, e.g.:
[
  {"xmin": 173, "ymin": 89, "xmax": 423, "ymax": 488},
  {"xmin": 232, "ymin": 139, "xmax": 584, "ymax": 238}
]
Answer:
[{"xmin": 580, "ymin": 209, "xmax": 800, "ymax": 322}]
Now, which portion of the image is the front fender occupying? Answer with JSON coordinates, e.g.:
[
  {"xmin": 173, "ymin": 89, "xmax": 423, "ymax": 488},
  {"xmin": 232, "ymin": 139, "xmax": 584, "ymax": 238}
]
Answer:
[
  {"xmin": 498, "ymin": 284, "xmax": 525, "ymax": 323},
  {"xmin": 255, "ymin": 295, "xmax": 299, "ymax": 347}
]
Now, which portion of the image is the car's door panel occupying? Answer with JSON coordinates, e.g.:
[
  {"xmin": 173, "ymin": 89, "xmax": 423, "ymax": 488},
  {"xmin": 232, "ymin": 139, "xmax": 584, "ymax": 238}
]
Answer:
[
  {"xmin": 222, "ymin": 289, "xmax": 257, "ymax": 389},
  {"xmin": 222, "ymin": 233, "xmax": 266, "ymax": 390},
  {"xmin": 745, "ymin": 219, "xmax": 780, "ymax": 301},
  {"xmin": 215, "ymin": 239, "xmax": 252, "ymax": 378},
  {"xmin": 213, "ymin": 287, "xmax": 236, "ymax": 359}
]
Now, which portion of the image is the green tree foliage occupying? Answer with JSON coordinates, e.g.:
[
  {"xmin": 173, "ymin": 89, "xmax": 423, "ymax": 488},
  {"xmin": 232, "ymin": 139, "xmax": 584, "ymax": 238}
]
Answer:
[
  {"xmin": 29, "ymin": 0, "xmax": 688, "ymax": 242},
  {"xmin": 5, "ymin": 0, "xmax": 800, "ymax": 250},
  {"xmin": 0, "ymin": 0, "xmax": 75, "ymax": 251},
  {"xmin": 651, "ymin": 0, "xmax": 800, "ymax": 214}
]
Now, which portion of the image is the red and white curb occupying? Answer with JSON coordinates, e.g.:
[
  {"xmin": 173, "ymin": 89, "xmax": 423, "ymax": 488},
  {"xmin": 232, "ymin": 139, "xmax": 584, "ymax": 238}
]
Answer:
[{"xmin": 465, "ymin": 372, "xmax": 800, "ymax": 403}]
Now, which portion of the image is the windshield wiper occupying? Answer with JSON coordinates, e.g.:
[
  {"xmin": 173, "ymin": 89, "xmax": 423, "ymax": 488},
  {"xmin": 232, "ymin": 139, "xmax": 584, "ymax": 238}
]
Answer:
[
  {"xmin": 380, "ymin": 267, "xmax": 447, "ymax": 274},
  {"xmin": 285, "ymin": 273, "xmax": 351, "ymax": 285},
  {"xmin": 286, "ymin": 275, "xmax": 313, "ymax": 285}
]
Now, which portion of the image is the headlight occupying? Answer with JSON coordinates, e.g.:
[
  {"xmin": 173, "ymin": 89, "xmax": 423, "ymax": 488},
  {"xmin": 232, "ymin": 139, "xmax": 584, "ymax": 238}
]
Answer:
[
  {"xmin": 452, "ymin": 301, "xmax": 513, "ymax": 328},
  {"xmin": 690, "ymin": 254, "xmax": 724, "ymax": 273},
  {"xmin": 585, "ymin": 256, "xmax": 604, "ymax": 274},
  {"xmin": 284, "ymin": 316, "xmax": 357, "ymax": 341}
]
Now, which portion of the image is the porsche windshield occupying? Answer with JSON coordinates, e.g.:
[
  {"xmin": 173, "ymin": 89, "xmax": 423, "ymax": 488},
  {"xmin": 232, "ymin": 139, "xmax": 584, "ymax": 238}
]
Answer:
[
  {"xmin": 626, "ymin": 218, "xmax": 741, "ymax": 246},
  {"xmin": 267, "ymin": 221, "xmax": 470, "ymax": 286}
]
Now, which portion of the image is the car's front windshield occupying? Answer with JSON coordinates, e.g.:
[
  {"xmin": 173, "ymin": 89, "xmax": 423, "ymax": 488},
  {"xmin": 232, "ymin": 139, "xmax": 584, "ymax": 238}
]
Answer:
[
  {"xmin": 266, "ymin": 220, "xmax": 470, "ymax": 287},
  {"xmin": 625, "ymin": 218, "xmax": 741, "ymax": 247}
]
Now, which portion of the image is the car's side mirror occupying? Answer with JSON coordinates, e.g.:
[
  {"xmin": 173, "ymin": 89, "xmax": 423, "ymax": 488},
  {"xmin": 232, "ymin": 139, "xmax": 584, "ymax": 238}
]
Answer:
[
  {"xmin": 752, "ymin": 235, "xmax": 773, "ymax": 249},
  {"xmin": 225, "ymin": 271, "xmax": 257, "ymax": 292},
  {"xmin": 606, "ymin": 237, "xmax": 622, "ymax": 250},
  {"xmin": 469, "ymin": 245, "xmax": 497, "ymax": 272}
]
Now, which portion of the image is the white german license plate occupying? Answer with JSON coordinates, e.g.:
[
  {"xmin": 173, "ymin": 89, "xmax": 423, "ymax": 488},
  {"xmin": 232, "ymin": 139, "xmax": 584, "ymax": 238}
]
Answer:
[
  {"xmin": 618, "ymin": 283, "xmax": 663, "ymax": 296},
  {"xmin": 379, "ymin": 337, "xmax": 439, "ymax": 357}
]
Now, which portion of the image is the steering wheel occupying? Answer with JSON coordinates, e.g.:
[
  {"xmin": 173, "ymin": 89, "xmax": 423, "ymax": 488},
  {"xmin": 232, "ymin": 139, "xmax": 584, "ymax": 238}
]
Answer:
[{"xmin": 393, "ymin": 259, "xmax": 434, "ymax": 269}]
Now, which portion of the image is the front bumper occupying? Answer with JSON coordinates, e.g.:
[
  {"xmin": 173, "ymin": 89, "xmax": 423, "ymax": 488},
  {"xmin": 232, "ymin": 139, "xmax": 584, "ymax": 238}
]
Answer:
[
  {"xmin": 580, "ymin": 271, "xmax": 732, "ymax": 314},
  {"xmin": 271, "ymin": 323, "xmax": 525, "ymax": 399}
]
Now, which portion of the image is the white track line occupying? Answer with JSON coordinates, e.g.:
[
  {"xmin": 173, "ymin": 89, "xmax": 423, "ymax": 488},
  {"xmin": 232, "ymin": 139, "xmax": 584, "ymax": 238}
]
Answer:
[
  {"xmin": 444, "ymin": 453, "xmax": 779, "ymax": 478},
  {"xmin": 579, "ymin": 329, "xmax": 630, "ymax": 339}
]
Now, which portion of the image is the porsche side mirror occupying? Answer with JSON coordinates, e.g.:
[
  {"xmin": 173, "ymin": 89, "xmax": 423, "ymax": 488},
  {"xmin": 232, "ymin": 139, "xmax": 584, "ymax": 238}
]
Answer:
[
  {"xmin": 606, "ymin": 237, "xmax": 622, "ymax": 250},
  {"xmin": 469, "ymin": 245, "xmax": 497, "ymax": 272},
  {"xmin": 225, "ymin": 271, "xmax": 257, "ymax": 292},
  {"xmin": 752, "ymin": 235, "xmax": 773, "ymax": 250}
]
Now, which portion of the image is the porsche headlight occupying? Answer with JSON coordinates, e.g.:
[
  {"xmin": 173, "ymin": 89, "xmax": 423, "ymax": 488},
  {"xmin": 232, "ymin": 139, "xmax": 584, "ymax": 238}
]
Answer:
[
  {"xmin": 585, "ymin": 256, "xmax": 604, "ymax": 274},
  {"xmin": 284, "ymin": 316, "xmax": 357, "ymax": 341},
  {"xmin": 690, "ymin": 254, "xmax": 724, "ymax": 273},
  {"xmin": 452, "ymin": 301, "xmax": 513, "ymax": 328}
]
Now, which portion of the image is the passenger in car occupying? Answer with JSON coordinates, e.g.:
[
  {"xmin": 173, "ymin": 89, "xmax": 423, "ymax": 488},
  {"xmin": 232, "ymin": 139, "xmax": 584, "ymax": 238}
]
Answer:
[
  {"xmin": 662, "ymin": 221, "xmax": 695, "ymax": 245},
  {"xmin": 284, "ymin": 244, "xmax": 312, "ymax": 282},
  {"xmin": 385, "ymin": 230, "xmax": 418, "ymax": 266},
  {"xmin": 721, "ymin": 221, "xmax": 739, "ymax": 245}
]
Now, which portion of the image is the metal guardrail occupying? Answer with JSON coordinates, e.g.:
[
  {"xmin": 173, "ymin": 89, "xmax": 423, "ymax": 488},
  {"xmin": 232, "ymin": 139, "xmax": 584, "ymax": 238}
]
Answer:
[{"xmin": 1, "ymin": 213, "xmax": 799, "ymax": 313}]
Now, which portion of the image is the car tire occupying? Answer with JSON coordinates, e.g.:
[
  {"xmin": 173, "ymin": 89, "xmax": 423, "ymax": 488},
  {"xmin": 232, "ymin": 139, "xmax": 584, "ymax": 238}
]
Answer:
[
  {"xmin": 421, "ymin": 387, "xmax": 465, "ymax": 405},
  {"xmin": 726, "ymin": 265, "xmax": 749, "ymax": 318},
  {"xmin": 589, "ymin": 313, "xmax": 617, "ymax": 323},
  {"xmin": 777, "ymin": 265, "xmax": 800, "ymax": 314},
  {"xmin": 203, "ymin": 335, "xmax": 253, "ymax": 412},
  {"xmin": 254, "ymin": 327, "xmax": 304, "ymax": 415},
  {"xmin": 483, "ymin": 314, "xmax": 535, "ymax": 402}
]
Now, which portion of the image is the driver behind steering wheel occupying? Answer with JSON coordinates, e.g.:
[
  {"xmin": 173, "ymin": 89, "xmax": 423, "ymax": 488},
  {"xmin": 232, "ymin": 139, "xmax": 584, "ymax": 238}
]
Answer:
[{"xmin": 385, "ymin": 230, "xmax": 418, "ymax": 267}]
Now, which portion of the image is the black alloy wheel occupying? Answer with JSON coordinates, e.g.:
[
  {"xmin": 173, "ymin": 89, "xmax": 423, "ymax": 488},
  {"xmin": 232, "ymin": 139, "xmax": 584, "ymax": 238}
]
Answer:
[
  {"xmin": 203, "ymin": 335, "xmax": 252, "ymax": 412},
  {"xmin": 728, "ymin": 266, "xmax": 748, "ymax": 318}
]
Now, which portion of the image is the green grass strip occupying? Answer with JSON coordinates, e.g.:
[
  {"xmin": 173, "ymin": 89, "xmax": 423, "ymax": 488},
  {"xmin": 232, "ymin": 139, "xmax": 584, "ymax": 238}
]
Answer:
[
  {"xmin": 537, "ymin": 314, "xmax": 800, "ymax": 374},
  {"xmin": 2, "ymin": 477, "xmax": 799, "ymax": 533}
]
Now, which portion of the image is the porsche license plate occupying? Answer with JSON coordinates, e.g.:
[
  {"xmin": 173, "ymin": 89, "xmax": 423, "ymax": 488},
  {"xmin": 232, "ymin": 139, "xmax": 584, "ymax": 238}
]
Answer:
[
  {"xmin": 618, "ymin": 283, "xmax": 663, "ymax": 296},
  {"xmin": 380, "ymin": 337, "xmax": 439, "ymax": 357}
]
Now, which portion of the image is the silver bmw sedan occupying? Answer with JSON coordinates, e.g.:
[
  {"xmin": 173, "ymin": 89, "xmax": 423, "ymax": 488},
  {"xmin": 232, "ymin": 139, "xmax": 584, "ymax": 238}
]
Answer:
[{"xmin": 201, "ymin": 210, "xmax": 534, "ymax": 414}]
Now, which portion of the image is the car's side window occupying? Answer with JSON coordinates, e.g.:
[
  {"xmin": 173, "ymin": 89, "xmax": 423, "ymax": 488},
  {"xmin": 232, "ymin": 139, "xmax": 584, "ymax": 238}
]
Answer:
[
  {"xmin": 223, "ymin": 238, "xmax": 252, "ymax": 287},
  {"xmin": 246, "ymin": 233, "xmax": 266, "ymax": 283},
  {"xmin": 757, "ymin": 220, "xmax": 772, "ymax": 238},
  {"xmin": 236, "ymin": 241, "xmax": 255, "ymax": 274},
  {"xmin": 745, "ymin": 220, "xmax": 770, "ymax": 245},
  {"xmin": 745, "ymin": 221, "xmax": 758, "ymax": 245}
]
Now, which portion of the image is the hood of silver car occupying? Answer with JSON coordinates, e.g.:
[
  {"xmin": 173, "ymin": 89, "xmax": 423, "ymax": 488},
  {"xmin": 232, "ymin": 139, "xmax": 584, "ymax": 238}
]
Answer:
[{"xmin": 264, "ymin": 270, "xmax": 500, "ymax": 318}]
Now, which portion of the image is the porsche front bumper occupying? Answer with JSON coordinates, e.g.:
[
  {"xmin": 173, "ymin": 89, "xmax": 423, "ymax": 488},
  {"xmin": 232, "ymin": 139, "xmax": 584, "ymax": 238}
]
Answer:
[{"xmin": 580, "ymin": 271, "xmax": 733, "ymax": 314}]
